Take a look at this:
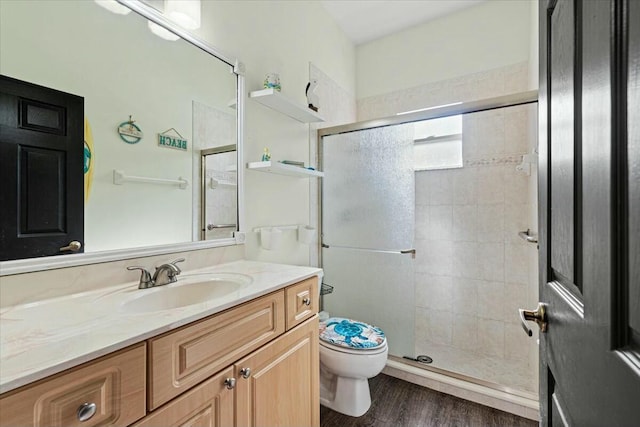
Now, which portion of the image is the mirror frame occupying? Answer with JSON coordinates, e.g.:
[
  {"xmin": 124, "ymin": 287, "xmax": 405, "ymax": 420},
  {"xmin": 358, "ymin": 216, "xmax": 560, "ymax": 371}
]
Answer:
[{"xmin": 0, "ymin": 0, "xmax": 245, "ymax": 276}]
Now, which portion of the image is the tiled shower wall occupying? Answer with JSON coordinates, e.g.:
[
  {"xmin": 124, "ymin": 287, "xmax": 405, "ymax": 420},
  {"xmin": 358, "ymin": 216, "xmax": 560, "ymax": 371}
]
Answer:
[
  {"xmin": 357, "ymin": 62, "xmax": 539, "ymax": 393},
  {"xmin": 413, "ymin": 103, "xmax": 538, "ymax": 392}
]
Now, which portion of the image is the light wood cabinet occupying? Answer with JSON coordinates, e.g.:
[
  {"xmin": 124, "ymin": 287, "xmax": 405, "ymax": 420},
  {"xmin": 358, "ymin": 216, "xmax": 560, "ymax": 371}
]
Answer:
[
  {"xmin": 285, "ymin": 277, "xmax": 318, "ymax": 330},
  {"xmin": 148, "ymin": 291, "xmax": 285, "ymax": 410},
  {"xmin": 0, "ymin": 344, "xmax": 146, "ymax": 427},
  {"xmin": 131, "ymin": 367, "xmax": 235, "ymax": 427},
  {"xmin": 0, "ymin": 276, "xmax": 319, "ymax": 427},
  {"xmin": 235, "ymin": 315, "xmax": 319, "ymax": 427}
]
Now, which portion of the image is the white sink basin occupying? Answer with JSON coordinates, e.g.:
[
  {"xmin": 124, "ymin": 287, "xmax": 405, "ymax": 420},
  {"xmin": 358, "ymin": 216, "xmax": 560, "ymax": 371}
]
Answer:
[{"xmin": 120, "ymin": 273, "xmax": 252, "ymax": 313}]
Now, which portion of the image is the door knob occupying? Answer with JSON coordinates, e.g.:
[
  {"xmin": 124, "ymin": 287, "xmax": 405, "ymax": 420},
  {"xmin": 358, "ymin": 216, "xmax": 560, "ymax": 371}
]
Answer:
[
  {"xmin": 519, "ymin": 302, "xmax": 548, "ymax": 336},
  {"xmin": 224, "ymin": 377, "xmax": 236, "ymax": 389},
  {"xmin": 240, "ymin": 367, "xmax": 251, "ymax": 379},
  {"xmin": 60, "ymin": 241, "xmax": 82, "ymax": 252}
]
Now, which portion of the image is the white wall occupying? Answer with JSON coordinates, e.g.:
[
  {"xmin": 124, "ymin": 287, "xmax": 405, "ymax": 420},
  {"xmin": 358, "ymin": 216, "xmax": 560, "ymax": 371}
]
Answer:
[
  {"xmin": 192, "ymin": 1, "xmax": 357, "ymax": 265},
  {"xmin": 356, "ymin": 0, "xmax": 534, "ymax": 100}
]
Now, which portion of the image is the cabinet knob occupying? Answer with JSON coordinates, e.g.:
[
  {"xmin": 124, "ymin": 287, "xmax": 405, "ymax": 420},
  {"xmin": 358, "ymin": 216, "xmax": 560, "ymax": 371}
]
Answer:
[
  {"xmin": 224, "ymin": 377, "xmax": 236, "ymax": 389},
  {"xmin": 240, "ymin": 367, "xmax": 251, "ymax": 379},
  {"xmin": 77, "ymin": 402, "xmax": 97, "ymax": 422},
  {"xmin": 303, "ymin": 297, "xmax": 311, "ymax": 306}
]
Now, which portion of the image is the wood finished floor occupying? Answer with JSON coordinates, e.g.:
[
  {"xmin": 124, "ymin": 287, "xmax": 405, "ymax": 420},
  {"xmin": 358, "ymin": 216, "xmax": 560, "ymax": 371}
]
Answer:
[{"xmin": 320, "ymin": 374, "xmax": 538, "ymax": 427}]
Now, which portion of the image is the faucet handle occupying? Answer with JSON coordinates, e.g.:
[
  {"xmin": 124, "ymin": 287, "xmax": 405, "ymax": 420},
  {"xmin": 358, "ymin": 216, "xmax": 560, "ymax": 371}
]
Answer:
[
  {"xmin": 169, "ymin": 258, "xmax": 185, "ymax": 274},
  {"xmin": 127, "ymin": 266, "xmax": 154, "ymax": 289}
]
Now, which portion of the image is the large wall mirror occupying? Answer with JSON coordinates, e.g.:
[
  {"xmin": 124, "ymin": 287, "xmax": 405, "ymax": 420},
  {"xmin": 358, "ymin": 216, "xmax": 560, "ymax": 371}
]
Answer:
[{"xmin": 0, "ymin": 0, "xmax": 244, "ymax": 273}]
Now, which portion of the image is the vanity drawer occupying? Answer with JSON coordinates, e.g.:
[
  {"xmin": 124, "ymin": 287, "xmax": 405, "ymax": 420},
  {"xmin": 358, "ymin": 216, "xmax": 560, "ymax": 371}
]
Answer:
[
  {"xmin": 285, "ymin": 276, "xmax": 319, "ymax": 330},
  {"xmin": 0, "ymin": 343, "xmax": 146, "ymax": 427},
  {"xmin": 148, "ymin": 290, "xmax": 285, "ymax": 410}
]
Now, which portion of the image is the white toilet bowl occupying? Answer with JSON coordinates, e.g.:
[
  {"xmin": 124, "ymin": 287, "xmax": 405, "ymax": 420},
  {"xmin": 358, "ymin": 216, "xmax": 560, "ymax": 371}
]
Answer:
[{"xmin": 318, "ymin": 318, "xmax": 388, "ymax": 417}]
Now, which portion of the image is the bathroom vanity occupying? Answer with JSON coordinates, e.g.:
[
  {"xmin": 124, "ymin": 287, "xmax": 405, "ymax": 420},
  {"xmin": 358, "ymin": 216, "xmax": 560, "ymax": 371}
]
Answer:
[{"xmin": 0, "ymin": 261, "xmax": 320, "ymax": 427}]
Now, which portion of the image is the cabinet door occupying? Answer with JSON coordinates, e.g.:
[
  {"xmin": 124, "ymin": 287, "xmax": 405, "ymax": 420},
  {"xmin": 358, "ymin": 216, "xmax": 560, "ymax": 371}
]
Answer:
[
  {"xmin": 132, "ymin": 367, "xmax": 234, "ymax": 427},
  {"xmin": 235, "ymin": 316, "xmax": 319, "ymax": 427}
]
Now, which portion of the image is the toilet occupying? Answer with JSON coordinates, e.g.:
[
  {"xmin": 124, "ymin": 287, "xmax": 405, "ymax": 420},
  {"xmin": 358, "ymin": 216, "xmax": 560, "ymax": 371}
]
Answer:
[{"xmin": 318, "ymin": 317, "xmax": 388, "ymax": 417}]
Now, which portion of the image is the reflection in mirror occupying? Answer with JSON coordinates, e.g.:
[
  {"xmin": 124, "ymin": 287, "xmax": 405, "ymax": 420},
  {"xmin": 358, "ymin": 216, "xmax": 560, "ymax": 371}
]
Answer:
[
  {"xmin": 200, "ymin": 145, "xmax": 238, "ymax": 241},
  {"xmin": 0, "ymin": 0, "xmax": 239, "ymax": 263}
]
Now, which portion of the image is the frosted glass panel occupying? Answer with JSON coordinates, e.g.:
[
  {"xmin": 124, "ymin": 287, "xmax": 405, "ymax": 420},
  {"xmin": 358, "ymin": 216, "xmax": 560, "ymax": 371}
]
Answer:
[
  {"xmin": 322, "ymin": 248, "xmax": 415, "ymax": 357},
  {"xmin": 322, "ymin": 124, "xmax": 415, "ymax": 249},
  {"xmin": 321, "ymin": 123, "xmax": 415, "ymax": 357}
]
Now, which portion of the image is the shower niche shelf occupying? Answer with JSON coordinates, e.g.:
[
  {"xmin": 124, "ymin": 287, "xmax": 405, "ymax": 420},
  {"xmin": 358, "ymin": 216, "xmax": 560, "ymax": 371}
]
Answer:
[
  {"xmin": 249, "ymin": 88, "xmax": 325, "ymax": 123},
  {"xmin": 246, "ymin": 161, "xmax": 324, "ymax": 178}
]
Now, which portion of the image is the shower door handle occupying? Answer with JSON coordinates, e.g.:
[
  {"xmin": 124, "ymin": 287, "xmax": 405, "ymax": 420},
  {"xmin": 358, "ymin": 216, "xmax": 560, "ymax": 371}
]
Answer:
[
  {"xmin": 322, "ymin": 243, "xmax": 416, "ymax": 259},
  {"xmin": 400, "ymin": 249, "xmax": 416, "ymax": 259},
  {"xmin": 519, "ymin": 302, "xmax": 548, "ymax": 336}
]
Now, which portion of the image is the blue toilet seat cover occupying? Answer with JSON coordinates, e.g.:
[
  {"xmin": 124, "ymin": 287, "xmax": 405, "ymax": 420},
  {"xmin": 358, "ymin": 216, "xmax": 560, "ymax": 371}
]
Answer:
[{"xmin": 319, "ymin": 317, "xmax": 386, "ymax": 350}]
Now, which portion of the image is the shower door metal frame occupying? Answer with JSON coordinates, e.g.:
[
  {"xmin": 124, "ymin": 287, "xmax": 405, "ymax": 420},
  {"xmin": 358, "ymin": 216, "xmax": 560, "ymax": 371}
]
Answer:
[
  {"xmin": 315, "ymin": 90, "xmax": 539, "ymax": 267},
  {"xmin": 314, "ymin": 89, "xmax": 540, "ymax": 397}
]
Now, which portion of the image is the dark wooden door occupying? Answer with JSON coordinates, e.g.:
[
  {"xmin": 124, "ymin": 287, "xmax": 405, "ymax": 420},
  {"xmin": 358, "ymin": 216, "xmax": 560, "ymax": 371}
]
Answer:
[
  {"xmin": 0, "ymin": 75, "xmax": 84, "ymax": 261},
  {"xmin": 538, "ymin": 0, "xmax": 640, "ymax": 425}
]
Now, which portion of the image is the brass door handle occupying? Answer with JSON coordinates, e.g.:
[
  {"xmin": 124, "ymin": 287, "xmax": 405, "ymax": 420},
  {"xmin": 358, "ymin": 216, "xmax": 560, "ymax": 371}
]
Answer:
[
  {"xmin": 60, "ymin": 241, "xmax": 82, "ymax": 252},
  {"xmin": 519, "ymin": 302, "xmax": 548, "ymax": 336}
]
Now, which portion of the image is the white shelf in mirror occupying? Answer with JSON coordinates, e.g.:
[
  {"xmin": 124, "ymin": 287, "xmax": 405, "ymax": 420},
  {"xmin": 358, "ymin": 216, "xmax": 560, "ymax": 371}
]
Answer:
[
  {"xmin": 249, "ymin": 88, "xmax": 325, "ymax": 123},
  {"xmin": 246, "ymin": 161, "xmax": 324, "ymax": 178}
]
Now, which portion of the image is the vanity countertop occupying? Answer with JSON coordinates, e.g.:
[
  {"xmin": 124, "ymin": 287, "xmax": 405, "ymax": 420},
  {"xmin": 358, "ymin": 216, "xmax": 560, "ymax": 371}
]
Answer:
[{"xmin": 0, "ymin": 260, "xmax": 322, "ymax": 394}]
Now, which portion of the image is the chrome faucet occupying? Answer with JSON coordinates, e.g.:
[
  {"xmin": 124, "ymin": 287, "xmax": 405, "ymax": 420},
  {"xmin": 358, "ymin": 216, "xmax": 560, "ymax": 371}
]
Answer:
[
  {"xmin": 153, "ymin": 258, "xmax": 184, "ymax": 286},
  {"xmin": 127, "ymin": 258, "xmax": 185, "ymax": 289}
]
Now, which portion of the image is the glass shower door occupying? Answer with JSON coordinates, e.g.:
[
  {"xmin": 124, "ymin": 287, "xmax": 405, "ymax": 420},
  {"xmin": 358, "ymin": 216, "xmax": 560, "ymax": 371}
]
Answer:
[{"xmin": 321, "ymin": 124, "xmax": 415, "ymax": 357}]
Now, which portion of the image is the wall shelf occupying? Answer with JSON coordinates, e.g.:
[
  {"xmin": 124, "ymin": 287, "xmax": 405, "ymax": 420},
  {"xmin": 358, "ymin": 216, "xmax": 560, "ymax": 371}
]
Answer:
[
  {"xmin": 249, "ymin": 88, "xmax": 325, "ymax": 123},
  {"xmin": 246, "ymin": 161, "xmax": 324, "ymax": 178}
]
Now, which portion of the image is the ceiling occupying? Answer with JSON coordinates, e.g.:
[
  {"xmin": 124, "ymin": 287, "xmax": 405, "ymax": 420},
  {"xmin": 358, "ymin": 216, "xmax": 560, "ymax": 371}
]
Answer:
[{"xmin": 321, "ymin": 0, "xmax": 487, "ymax": 45}]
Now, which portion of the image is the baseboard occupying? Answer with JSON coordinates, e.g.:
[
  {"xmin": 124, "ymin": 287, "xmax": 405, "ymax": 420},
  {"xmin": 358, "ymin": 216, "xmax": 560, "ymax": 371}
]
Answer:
[{"xmin": 383, "ymin": 359, "xmax": 540, "ymax": 421}]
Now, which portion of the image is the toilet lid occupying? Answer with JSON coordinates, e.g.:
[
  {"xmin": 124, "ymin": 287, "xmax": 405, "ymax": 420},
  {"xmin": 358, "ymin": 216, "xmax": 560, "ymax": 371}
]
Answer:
[{"xmin": 319, "ymin": 317, "xmax": 386, "ymax": 350}]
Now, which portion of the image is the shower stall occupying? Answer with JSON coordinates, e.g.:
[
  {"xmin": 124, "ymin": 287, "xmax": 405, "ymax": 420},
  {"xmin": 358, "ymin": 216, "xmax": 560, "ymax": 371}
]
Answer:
[{"xmin": 318, "ymin": 92, "xmax": 539, "ymax": 398}]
